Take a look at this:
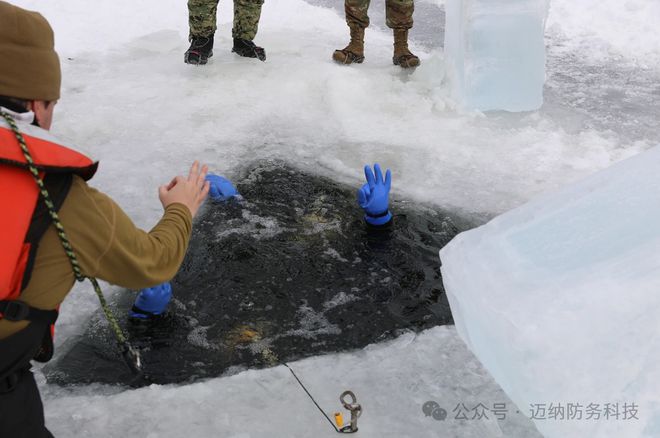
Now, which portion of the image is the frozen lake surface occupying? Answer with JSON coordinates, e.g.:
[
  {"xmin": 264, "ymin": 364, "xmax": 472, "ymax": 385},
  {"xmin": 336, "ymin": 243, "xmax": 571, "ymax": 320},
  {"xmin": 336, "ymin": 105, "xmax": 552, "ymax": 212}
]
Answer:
[{"xmin": 7, "ymin": 0, "xmax": 658, "ymax": 436}]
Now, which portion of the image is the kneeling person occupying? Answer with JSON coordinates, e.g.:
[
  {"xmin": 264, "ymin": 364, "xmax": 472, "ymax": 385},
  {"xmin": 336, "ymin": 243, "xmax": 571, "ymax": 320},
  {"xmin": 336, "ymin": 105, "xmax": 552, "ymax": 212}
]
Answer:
[{"xmin": 0, "ymin": 3, "xmax": 209, "ymax": 436}]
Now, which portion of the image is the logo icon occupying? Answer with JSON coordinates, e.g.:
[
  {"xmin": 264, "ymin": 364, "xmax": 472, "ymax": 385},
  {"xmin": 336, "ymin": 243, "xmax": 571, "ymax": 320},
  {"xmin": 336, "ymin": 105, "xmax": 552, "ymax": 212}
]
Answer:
[
  {"xmin": 432, "ymin": 407, "xmax": 448, "ymax": 421},
  {"xmin": 423, "ymin": 401, "xmax": 447, "ymax": 421}
]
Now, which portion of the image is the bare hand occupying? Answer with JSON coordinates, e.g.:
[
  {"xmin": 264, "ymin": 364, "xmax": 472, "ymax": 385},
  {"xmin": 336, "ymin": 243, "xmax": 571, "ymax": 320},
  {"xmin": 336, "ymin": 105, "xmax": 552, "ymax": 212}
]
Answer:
[{"xmin": 159, "ymin": 161, "xmax": 210, "ymax": 218}]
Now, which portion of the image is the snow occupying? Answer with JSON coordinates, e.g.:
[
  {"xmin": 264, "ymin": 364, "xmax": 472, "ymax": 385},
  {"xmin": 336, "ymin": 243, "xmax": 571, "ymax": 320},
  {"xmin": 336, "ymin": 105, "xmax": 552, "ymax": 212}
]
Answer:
[
  {"xmin": 547, "ymin": 0, "xmax": 660, "ymax": 68},
  {"xmin": 11, "ymin": 0, "xmax": 653, "ymax": 223},
  {"xmin": 440, "ymin": 146, "xmax": 660, "ymax": 437},
  {"xmin": 444, "ymin": 0, "xmax": 549, "ymax": 111},
  {"xmin": 40, "ymin": 327, "xmax": 539, "ymax": 438},
  {"xmin": 5, "ymin": 0, "xmax": 660, "ymax": 436}
]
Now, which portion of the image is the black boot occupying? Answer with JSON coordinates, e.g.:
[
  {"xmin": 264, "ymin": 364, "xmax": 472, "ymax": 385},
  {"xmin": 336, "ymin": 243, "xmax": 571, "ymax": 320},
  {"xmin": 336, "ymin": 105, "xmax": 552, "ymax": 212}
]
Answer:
[
  {"xmin": 232, "ymin": 38, "xmax": 266, "ymax": 62},
  {"xmin": 185, "ymin": 35, "xmax": 214, "ymax": 65}
]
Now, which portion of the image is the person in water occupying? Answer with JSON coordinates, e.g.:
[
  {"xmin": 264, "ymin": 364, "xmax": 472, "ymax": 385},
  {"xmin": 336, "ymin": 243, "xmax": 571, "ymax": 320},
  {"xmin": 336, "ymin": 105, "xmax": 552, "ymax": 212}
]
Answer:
[{"xmin": 129, "ymin": 163, "xmax": 394, "ymax": 319}]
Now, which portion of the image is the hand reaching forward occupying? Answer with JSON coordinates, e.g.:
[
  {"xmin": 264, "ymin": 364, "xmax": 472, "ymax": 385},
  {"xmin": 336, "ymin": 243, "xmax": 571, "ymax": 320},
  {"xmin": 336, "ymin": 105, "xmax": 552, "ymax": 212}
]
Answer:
[{"xmin": 159, "ymin": 161, "xmax": 210, "ymax": 218}]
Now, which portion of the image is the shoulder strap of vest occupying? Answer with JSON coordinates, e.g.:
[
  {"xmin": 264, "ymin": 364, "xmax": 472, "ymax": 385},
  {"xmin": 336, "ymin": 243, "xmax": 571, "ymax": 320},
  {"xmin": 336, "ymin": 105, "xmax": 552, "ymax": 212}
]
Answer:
[{"xmin": 22, "ymin": 173, "xmax": 73, "ymax": 290}]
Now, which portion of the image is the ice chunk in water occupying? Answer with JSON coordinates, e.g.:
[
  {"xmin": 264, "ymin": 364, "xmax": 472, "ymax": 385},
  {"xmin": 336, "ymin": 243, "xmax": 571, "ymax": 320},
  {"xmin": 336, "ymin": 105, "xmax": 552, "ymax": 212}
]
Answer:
[
  {"xmin": 440, "ymin": 145, "xmax": 660, "ymax": 437},
  {"xmin": 444, "ymin": 0, "xmax": 549, "ymax": 112}
]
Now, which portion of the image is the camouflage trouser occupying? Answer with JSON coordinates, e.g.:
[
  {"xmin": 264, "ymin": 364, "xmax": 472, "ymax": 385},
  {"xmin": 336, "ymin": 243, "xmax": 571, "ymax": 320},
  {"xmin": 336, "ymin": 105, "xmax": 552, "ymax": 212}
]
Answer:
[
  {"xmin": 345, "ymin": 0, "xmax": 414, "ymax": 30},
  {"xmin": 188, "ymin": 0, "xmax": 265, "ymax": 40}
]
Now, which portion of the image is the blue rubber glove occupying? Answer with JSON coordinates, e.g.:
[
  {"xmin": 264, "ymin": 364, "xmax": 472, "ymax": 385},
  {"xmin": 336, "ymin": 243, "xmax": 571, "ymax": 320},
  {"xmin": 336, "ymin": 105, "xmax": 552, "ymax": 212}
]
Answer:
[
  {"xmin": 130, "ymin": 282, "xmax": 172, "ymax": 319},
  {"xmin": 357, "ymin": 163, "xmax": 392, "ymax": 226},
  {"xmin": 206, "ymin": 174, "xmax": 239, "ymax": 201}
]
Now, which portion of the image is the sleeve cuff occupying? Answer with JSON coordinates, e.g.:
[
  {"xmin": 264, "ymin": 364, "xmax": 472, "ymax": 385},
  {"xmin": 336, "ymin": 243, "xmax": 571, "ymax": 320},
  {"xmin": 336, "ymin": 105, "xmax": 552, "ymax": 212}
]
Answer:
[{"xmin": 364, "ymin": 211, "xmax": 393, "ymax": 227}]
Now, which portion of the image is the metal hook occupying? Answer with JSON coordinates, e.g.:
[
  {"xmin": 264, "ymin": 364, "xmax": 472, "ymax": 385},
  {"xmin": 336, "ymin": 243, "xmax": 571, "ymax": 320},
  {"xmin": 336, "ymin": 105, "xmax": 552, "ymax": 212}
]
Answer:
[{"xmin": 338, "ymin": 390, "xmax": 362, "ymax": 433}]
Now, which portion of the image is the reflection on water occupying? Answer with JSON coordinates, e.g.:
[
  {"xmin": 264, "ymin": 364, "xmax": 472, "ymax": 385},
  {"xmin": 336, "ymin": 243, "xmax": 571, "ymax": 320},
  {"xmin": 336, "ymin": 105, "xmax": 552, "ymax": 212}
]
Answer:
[{"xmin": 46, "ymin": 161, "xmax": 467, "ymax": 386}]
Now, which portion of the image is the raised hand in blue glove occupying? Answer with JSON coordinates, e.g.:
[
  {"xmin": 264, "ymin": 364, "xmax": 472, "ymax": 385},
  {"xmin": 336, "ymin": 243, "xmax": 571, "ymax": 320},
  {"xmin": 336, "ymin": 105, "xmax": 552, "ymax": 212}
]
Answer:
[
  {"xmin": 357, "ymin": 163, "xmax": 392, "ymax": 226},
  {"xmin": 205, "ymin": 174, "xmax": 239, "ymax": 201},
  {"xmin": 130, "ymin": 282, "xmax": 172, "ymax": 319}
]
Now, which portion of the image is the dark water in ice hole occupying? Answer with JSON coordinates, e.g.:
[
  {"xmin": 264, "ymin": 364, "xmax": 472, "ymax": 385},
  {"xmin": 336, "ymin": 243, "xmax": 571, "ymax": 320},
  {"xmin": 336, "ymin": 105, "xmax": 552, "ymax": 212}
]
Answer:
[{"xmin": 45, "ymin": 160, "xmax": 469, "ymax": 386}]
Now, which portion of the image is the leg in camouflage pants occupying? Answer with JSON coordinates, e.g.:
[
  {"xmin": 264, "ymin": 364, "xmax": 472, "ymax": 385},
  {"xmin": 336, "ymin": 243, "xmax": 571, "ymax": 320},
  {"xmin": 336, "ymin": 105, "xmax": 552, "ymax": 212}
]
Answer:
[
  {"xmin": 188, "ymin": 0, "xmax": 264, "ymax": 40},
  {"xmin": 344, "ymin": 0, "xmax": 414, "ymax": 30},
  {"xmin": 335, "ymin": 0, "xmax": 419, "ymax": 67},
  {"xmin": 232, "ymin": 0, "xmax": 264, "ymax": 40}
]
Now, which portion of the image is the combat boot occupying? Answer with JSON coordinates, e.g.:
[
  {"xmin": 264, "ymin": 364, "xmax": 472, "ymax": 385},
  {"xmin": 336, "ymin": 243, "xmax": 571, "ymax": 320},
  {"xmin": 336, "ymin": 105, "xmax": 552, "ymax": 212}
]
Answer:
[
  {"xmin": 232, "ymin": 38, "xmax": 266, "ymax": 61},
  {"xmin": 185, "ymin": 35, "xmax": 214, "ymax": 65},
  {"xmin": 332, "ymin": 26, "xmax": 365, "ymax": 65},
  {"xmin": 392, "ymin": 29, "xmax": 420, "ymax": 68}
]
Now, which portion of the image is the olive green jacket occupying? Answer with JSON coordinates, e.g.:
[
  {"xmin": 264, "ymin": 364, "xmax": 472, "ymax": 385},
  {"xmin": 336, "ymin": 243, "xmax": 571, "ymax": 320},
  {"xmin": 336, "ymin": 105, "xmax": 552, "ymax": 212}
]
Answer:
[{"xmin": 0, "ymin": 175, "xmax": 192, "ymax": 339}]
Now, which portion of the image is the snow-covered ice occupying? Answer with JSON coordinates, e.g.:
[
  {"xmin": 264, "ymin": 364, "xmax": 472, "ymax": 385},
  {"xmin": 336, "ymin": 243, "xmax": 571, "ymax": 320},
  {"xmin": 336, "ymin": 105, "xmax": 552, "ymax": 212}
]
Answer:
[
  {"xmin": 5, "ymin": 0, "xmax": 660, "ymax": 436},
  {"xmin": 444, "ymin": 0, "xmax": 550, "ymax": 111},
  {"xmin": 40, "ymin": 327, "xmax": 541, "ymax": 437},
  {"xmin": 441, "ymin": 145, "xmax": 660, "ymax": 437}
]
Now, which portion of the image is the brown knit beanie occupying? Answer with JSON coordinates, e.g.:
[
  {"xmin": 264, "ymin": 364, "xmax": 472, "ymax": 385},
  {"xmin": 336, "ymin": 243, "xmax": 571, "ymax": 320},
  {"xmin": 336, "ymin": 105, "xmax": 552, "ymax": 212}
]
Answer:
[{"xmin": 0, "ymin": 1, "xmax": 61, "ymax": 101}]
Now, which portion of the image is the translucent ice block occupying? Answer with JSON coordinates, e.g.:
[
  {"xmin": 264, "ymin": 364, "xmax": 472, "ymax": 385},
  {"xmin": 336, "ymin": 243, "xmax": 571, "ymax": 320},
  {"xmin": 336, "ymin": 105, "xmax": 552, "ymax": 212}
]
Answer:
[
  {"xmin": 444, "ymin": 0, "xmax": 550, "ymax": 112},
  {"xmin": 440, "ymin": 145, "xmax": 660, "ymax": 437}
]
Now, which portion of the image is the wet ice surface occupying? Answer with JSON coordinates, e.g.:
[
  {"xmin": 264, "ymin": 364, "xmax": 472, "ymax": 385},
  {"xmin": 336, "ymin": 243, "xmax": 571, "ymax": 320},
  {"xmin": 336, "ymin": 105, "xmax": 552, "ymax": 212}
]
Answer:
[
  {"xmin": 46, "ymin": 161, "xmax": 464, "ymax": 386},
  {"xmin": 543, "ymin": 43, "xmax": 660, "ymax": 144}
]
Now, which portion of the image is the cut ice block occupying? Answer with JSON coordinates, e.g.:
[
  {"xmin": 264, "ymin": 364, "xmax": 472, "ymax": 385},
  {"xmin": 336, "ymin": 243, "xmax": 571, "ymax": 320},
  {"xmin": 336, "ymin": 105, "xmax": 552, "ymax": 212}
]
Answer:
[
  {"xmin": 444, "ymin": 0, "xmax": 550, "ymax": 112},
  {"xmin": 440, "ymin": 145, "xmax": 660, "ymax": 437}
]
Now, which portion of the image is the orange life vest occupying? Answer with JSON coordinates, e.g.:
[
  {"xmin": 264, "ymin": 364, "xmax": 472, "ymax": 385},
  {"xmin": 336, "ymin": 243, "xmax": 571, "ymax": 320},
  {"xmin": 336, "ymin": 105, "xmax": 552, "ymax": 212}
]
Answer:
[{"xmin": 0, "ymin": 117, "xmax": 97, "ymax": 361}]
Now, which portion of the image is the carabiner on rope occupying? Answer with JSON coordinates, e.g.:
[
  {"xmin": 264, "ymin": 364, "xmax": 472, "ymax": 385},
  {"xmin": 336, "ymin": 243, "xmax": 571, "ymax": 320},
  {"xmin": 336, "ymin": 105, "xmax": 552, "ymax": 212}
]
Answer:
[
  {"xmin": 122, "ymin": 343, "xmax": 152, "ymax": 387},
  {"xmin": 122, "ymin": 344, "xmax": 143, "ymax": 374},
  {"xmin": 335, "ymin": 390, "xmax": 362, "ymax": 433}
]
